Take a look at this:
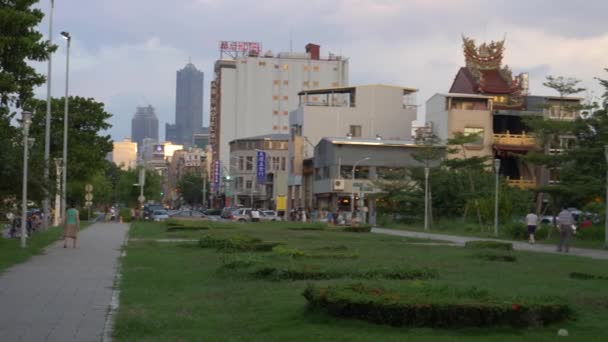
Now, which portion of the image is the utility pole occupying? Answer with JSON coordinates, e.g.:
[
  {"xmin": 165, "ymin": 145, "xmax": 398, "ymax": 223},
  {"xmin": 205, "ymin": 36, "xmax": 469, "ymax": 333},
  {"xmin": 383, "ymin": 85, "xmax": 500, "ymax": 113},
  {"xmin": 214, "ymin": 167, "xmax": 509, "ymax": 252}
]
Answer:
[{"xmin": 42, "ymin": 0, "xmax": 55, "ymax": 229}]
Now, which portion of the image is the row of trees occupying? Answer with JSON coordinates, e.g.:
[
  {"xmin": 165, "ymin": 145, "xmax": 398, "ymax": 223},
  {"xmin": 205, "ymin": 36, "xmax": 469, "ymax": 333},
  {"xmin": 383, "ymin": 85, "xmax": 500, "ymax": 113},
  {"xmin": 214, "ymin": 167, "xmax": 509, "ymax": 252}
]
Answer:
[
  {"xmin": 375, "ymin": 72, "xmax": 608, "ymax": 227},
  {"xmin": 0, "ymin": 1, "xmax": 117, "ymax": 211}
]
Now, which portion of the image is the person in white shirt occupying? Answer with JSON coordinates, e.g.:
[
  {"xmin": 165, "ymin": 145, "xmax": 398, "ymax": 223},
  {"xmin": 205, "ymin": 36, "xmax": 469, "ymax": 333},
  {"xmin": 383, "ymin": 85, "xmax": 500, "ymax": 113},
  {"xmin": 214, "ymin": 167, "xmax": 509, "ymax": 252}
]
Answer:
[
  {"xmin": 250, "ymin": 209, "xmax": 260, "ymax": 222},
  {"xmin": 525, "ymin": 211, "xmax": 538, "ymax": 244},
  {"xmin": 557, "ymin": 208, "xmax": 575, "ymax": 253}
]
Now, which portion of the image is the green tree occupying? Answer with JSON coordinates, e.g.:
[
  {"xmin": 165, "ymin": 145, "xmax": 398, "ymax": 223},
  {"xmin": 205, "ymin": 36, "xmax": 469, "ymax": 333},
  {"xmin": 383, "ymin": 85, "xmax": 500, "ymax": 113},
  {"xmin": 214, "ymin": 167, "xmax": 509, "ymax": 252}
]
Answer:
[
  {"xmin": 115, "ymin": 167, "xmax": 162, "ymax": 207},
  {"xmin": 523, "ymin": 76, "xmax": 585, "ymax": 216},
  {"xmin": 0, "ymin": 0, "xmax": 55, "ymax": 208},
  {"xmin": 177, "ymin": 173, "xmax": 206, "ymax": 206},
  {"xmin": 23, "ymin": 97, "xmax": 113, "ymax": 204}
]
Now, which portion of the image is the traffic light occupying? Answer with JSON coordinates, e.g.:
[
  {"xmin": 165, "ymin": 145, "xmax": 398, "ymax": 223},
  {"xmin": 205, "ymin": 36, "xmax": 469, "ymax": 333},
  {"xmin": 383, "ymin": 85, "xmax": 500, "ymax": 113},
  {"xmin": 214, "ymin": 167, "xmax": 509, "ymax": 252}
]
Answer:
[
  {"xmin": 225, "ymin": 175, "xmax": 231, "ymax": 180},
  {"xmin": 160, "ymin": 191, "xmax": 164, "ymax": 196}
]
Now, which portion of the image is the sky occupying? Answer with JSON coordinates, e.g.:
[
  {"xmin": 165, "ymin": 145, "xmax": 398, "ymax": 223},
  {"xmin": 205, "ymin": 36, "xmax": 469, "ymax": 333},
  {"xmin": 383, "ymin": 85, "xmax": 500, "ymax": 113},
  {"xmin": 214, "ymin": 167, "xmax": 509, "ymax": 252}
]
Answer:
[{"xmin": 31, "ymin": 0, "xmax": 608, "ymax": 141}]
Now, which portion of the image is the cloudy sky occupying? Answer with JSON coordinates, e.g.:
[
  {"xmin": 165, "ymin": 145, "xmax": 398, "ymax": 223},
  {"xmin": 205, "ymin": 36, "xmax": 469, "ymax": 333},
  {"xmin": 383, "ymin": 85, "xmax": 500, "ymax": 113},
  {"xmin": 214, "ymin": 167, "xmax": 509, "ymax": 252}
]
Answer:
[{"xmin": 32, "ymin": 0, "xmax": 608, "ymax": 141}]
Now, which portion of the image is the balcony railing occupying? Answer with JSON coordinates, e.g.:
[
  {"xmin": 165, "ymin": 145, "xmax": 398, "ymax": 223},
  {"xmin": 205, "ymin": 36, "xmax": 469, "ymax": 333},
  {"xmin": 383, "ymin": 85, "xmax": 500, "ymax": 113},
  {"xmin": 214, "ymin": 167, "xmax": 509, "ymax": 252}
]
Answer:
[
  {"xmin": 493, "ymin": 131, "xmax": 536, "ymax": 146},
  {"xmin": 506, "ymin": 176, "xmax": 536, "ymax": 189}
]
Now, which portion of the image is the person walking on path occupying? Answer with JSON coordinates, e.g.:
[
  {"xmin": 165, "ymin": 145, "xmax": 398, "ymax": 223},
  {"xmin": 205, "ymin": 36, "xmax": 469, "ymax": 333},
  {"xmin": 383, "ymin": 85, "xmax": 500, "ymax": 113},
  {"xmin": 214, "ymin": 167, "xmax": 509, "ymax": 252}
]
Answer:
[
  {"xmin": 64, "ymin": 202, "xmax": 80, "ymax": 248},
  {"xmin": 525, "ymin": 211, "xmax": 538, "ymax": 244},
  {"xmin": 557, "ymin": 208, "xmax": 574, "ymax": 253}
]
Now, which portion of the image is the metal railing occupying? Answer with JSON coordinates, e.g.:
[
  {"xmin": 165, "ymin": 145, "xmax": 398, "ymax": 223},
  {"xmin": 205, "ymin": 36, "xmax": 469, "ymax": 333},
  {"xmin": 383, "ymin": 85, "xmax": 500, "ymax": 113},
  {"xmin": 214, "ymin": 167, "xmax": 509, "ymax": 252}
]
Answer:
[
  {"xmin": 493, "ymin": 131, "xmax": 536, "ymax": 146},
  {"xmin": 506, "ymin": 176, "xmax": 537, "ymax": 189}
]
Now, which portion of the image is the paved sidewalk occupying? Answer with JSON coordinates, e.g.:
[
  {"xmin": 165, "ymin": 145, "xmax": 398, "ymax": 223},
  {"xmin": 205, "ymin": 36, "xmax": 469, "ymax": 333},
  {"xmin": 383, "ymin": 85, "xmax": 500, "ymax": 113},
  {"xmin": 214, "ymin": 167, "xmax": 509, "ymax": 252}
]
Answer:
[
  {"xmin": 372, "ymin": 227, "xmax": 608, "ymax": 260},
  {"xmin": 0, "ymin": 222, "xmax": 128, "ymax": 342}
]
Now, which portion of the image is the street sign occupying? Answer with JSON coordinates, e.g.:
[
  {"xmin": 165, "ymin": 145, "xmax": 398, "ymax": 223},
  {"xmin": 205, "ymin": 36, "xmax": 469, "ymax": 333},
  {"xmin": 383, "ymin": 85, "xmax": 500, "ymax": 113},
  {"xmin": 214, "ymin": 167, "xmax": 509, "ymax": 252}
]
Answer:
[
  {"xmin": 85, "ymin": 193, "xmax": 93, "ymax": 201},
  {"xmin": 138, "ymin": 195, "xmax": 146, "ymax": 203},
  {"xmin": 85, "ymin": 201, "xmax": 92, "ymax": 207},
  {"xmin": 213, "ymin": 160, "xmax": 221, "ymax": 193},
  {"xmin": 256, "ymin": 151, "xmax": 266, "ymax": 185},
  {"xmin": 85, "ymin": 184, "xmax": 93, "ymax": 192}
]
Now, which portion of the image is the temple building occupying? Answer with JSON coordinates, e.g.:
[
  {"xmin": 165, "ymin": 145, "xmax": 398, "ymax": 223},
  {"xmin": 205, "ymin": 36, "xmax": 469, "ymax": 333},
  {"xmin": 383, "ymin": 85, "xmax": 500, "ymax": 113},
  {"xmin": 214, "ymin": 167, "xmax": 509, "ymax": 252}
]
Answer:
[{"xmin": 426, "ymin": 36, "xmax": 580, "ymax": 189}]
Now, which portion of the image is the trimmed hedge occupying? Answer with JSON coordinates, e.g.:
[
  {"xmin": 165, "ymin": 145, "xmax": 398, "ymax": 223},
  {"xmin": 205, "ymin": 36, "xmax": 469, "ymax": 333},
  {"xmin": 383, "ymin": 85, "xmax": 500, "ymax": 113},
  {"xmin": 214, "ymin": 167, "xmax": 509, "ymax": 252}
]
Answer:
[
  {"xmin": 303, "ymin": 283, "xmax": 571, "ymax": 328},
  {"xmin": 464, "ymin": 240, "xmax": 513, "ymax": 251},
  {"xmin": 342, "ymin": 225, "xmax": 372, "ymax": 233},
  {"xmin": 570, "ymin": 272, "xmax": 608, "ymax": 281},
  {"xmin": 198, "ymin": 234, "xmax": 282, "ymax": 252},
  {"xmin": 472, "ymin": 251, "xmax": 517, "ymax": 262},
  {"xmin": 250, "ymin": 266, "xmax": 438, "ymax": 281},
  {"xmin": 271, "ymin": 245, "xmax": 358, "ymax": 259}
]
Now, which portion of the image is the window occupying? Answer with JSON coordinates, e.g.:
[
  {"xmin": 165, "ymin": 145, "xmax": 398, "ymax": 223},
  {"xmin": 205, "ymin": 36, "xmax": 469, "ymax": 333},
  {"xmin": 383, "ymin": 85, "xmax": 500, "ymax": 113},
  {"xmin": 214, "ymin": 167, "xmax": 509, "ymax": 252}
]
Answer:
[
  {"xmin": 246, "ymin": 156, "xmax": 253, "ymax": 170},
  {"xmin": 492, "ymin": 96, "xmax": 507, "ymax": 103},
  {"xmin": 312, "ymin": 96, "xmax": 319, "ymax": 102},
  {"xmin": 313, "ymin": 81, "xmax": 319, "ymax": 87},
  {"xmin": 349, "ymin": 125, "xmax": 362, "ymax": 137},
  {"xmin": 258, "ymin": 61, "xmax": 266, "ymax": 66},
  {"xmin": 282, "ymin": 64, "xmax": 289, "ymax": 70},
  {"xmin": 273, "ymin": 80, "xmax": 280, "ymax": 85},
  {"xmin": 273, "ymin": 110, "xmax": 279, "ymax": 115},
  {"xmin": 282, "ymin": 125, "xmax": 288, "ymax": 131},
  {"xmin": 283, "ymin": 80, "xmax": 288, "ymax": 85},
  {"xmin": 273, "ymin": 95, "xmax": 279, "ymax": 100},
  {"xmin": 237, "ymin": 177, "xmax": 243, "ymax": 190},
  {"xmin": 282, "ymin": 110, "xmax": 288, "ymax": 116},
  {"xmin": 274, "ymin": 64, "xmax": 279, "ymax": 69},
  {"xmin": 313, "ymin": 65, "xmax": 320, "ymax": 71},
  {"xmin": 273, "ymin": 125, "xmax": 279, "ymax": 131},
  {"xmin": 451, "ymin": 100, "xmax": 487, "ymax": 110},
  {"xmin": 315, "ymin": 168, "xmax": 322, "ymax": 180},
  {"xmin": 332, "ymin": 82, "xmax": 339, "ymax": 87},
  {"xmin": 548, "ymin": 105, "xmax": 575, "ymax": 119},
  {"xmin": 322, "ymin": 166, "xmax": 330, "ymax": 179},
  {"xmin": 272, "ymin": 157, "xmax": 280, "ymax": 170},
  {"xmin": 283, "ymin": 95, "xmax": 288, "ymax": 100},
  {"xmin": 281, "ymin": 157, "xmax": 286, "ymax": 171},
  {"xmin": 463, "ymin": 127, "xmax": 484, "ymax": 145},
  {"xmin": 303, "ymin": 81, "xmax": 310, "ymax": 86},
  {"xmin": 239, "ymin": 156, "xmax": 244, "ymax": 170},
  {"xmin": 303, "ymin": 65, "xmax": 310, "ymax": 71},
  {"xmin": 246, "ymin": 180, "xmax": 252, "ymax": 189}
]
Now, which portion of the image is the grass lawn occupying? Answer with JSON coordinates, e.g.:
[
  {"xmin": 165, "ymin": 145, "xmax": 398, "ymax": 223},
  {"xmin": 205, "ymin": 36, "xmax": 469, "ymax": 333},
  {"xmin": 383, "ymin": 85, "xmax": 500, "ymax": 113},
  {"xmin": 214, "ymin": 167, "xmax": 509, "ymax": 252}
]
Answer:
[
  {"xmin": 114, "ymin": 221, "xmax": 608, "ymax": 341},
  {"xmin": 0, "ymin": 221, "xmax": 91, "ymax": 273}
]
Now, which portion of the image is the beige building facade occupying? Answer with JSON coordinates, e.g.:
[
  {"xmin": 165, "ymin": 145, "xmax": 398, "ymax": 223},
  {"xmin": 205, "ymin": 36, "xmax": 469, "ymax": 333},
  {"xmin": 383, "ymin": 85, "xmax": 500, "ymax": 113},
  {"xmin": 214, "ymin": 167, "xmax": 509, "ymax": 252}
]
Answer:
[{"xmin": 111, "ymin": 138, "xmax": 138, "ymax": 170}]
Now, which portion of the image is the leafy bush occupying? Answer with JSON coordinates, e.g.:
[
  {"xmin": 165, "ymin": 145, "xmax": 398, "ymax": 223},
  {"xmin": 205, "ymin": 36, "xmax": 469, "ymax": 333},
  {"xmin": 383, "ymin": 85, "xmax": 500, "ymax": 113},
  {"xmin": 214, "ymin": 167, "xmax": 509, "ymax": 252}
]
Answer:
[
  {"xmin": 464, "ymin": 240, "xmax": 513, "ymax": 251},
  {"xmin": 503, "ymin": 222, "xmax": 548, "ymax": 240},
  {"xmin": 303, "ymin": 283, "xmax": 571, "ymax": 328},
  {"xmin": 313, "ymin": 245, "xmax": 348, "ymax": 251},
  {"xmin": 471, "ymin": 251, "xmax": 517, "ymax": 262},
  {"xmin": 272, "ymin": 246, "xmax": 306, "ymax": 258},
  {"xmin": 219, "ymin": 254, "xmax": 262, "ymax": 270},
  {"xmin": 119, "ymin": 208, "xmax": 132, "ymax": 222},
  {"xmin": 342, "ymin": 225, "xmax": 372, "ymax": 233},
  {"xmin": 576, "ymin": 226, "xmax": 605, "ymax": 241},
  {"xmin": 569, "ymin": 272, "xmax": 608, "ymax": 280}
]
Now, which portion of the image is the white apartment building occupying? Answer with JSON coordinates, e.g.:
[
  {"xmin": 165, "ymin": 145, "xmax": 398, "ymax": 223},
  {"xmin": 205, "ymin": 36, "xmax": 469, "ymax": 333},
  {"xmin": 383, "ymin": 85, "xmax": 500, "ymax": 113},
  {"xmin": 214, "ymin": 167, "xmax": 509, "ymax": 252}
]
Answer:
[
  {"xmin": 210, "ymin": 43, "xmax": 349, "ymax": 173},
  {"xmin": 112, "ymin": 138, "xmax": 138, "ymax": 170},
  {"xmin": 287, "ymin": 84, "xmax": 418, "ymax": 211}
]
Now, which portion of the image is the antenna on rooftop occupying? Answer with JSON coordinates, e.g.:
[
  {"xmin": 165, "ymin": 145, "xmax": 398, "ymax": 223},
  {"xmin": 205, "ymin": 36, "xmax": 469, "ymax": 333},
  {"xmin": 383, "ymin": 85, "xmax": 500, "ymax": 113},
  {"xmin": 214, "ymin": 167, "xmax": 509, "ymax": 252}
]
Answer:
[{"xmin": 289, "ymin": 29, "xmax": 293, "ymax": 53}]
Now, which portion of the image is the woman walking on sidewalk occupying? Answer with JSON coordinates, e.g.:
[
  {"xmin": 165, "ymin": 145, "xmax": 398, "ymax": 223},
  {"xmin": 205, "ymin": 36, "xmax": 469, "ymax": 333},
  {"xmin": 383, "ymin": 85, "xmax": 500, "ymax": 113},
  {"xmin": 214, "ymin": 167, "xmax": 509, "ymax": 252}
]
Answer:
[{"xmin": 63, "ymin": 202, "xmax": 80, "ymax": 248}]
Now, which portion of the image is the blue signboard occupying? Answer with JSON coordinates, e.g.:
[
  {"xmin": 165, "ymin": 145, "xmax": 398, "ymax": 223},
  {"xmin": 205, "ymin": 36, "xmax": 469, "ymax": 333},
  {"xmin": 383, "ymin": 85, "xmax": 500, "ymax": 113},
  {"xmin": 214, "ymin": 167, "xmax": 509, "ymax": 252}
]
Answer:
[
  {"xmin": 256, "ymin": 151, "xmax": 266, "ymax": 185},
  {"xmin": 213, "ymin": 160, "xmax": 221, "ymax": 193}
]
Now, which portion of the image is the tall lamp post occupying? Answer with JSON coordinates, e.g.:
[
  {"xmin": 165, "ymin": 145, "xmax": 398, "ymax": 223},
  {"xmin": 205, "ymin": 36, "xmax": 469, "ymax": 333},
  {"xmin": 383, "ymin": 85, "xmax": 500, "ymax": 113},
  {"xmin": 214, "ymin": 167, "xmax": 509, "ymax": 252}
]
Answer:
[
  {"xmin": 60, "ymin": 31, "xmax": 71, "ymax": 220},
  {"xmin": 494, "ymin": 158, "xmax": 501, "ymax": 237},
  {"xmin": 424, "ymin": 167, "xmax": 430, "ymax": 231},
  {"xmin": 351, "ymin": 157, "xmax": 371, "ymax": 214},
  {"xmin": 20, "ymin": 111, "xmax": 33, "ymax": 248},
  {"xmin": 53, "ymin": 158, "xmax": 63, "ymax": 226},
  {"xmin": 604, "ymin": 145, "xmax": 608, "ymax": 249},
  {"xmin": 42, "ymin": 0, "xmax": 55, "ymax": 229}
]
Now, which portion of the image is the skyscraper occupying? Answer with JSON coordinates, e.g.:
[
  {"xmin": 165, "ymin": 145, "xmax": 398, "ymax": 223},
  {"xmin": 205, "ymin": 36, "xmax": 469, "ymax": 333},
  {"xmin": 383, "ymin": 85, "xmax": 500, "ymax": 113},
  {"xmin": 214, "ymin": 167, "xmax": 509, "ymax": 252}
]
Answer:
[
  {"xmin": 167, "ymin": 62, "xmax": 204, "ymax": 146},
  {"xmin": 131, "ymin": 105, "xmax": 159, "ymax": 148}
]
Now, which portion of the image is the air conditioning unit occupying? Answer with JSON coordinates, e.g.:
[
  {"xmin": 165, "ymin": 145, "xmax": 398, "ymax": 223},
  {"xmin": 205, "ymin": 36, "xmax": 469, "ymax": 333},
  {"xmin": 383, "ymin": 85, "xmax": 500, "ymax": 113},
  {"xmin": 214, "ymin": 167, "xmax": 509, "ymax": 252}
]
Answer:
[{"xmin": 333, "ymin": 179, "xmax": 345, "ymax": 191}]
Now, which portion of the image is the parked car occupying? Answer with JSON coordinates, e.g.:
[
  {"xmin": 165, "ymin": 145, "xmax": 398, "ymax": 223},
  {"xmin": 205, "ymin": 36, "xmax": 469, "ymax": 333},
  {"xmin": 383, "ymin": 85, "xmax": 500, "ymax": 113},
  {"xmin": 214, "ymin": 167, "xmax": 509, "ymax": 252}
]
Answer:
[
  {"xmin": 221, "ymin": 207, "xmax": 240, "ymax": 219},
  {"xmin": 203, "ymin": 209, "xmax": 222, "ymax": 221},
  {"xmin": 151, "ymin": 209, "xmax": 169, "ymax": 221},
  {"xmin": 143, "ymin": 204, "xmax": 164, "ymax": 220},
  {"xmin": 259, "ymin": 210, "xmax": 282, "ymax": 221},
  {"xmin": 230, "ymin": 208, "xmax": 252, "ymax": 222},
  {"xmin": 169, "ymin": 210, "xmax": 207, "ymax": 220}
]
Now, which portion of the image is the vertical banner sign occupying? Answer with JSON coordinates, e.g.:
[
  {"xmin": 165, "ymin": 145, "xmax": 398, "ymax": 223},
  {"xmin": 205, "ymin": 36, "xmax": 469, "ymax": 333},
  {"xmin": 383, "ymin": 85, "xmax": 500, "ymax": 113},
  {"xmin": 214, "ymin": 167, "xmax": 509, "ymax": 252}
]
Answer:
[
  {"xmin": 213, "ymin": 160, "xmax": 221, "ymax": 193},
  {"xmin": 256, "ymin": 151, "xmax": 266, "ymax": 185}
]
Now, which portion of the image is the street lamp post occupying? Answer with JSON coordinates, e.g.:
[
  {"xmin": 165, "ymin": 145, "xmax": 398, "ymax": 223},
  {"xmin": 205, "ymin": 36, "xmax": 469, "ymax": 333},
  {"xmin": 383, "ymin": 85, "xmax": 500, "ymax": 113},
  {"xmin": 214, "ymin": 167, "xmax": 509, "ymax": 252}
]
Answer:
[
  {"xmin": 53, "ymin": 158, "xmax": 63, "ymax": 226},
  {"xmin": 424, "ymin": 167, "xmax": 430, "ymax": 231},
  {"xmin": 351, "ymin": 157, "xmax": 371, "ymax": 215},
  {"xmin": 60, "ymin": 31, "xmax": 71, "ymax": 220},
  {"xmin": 42, "ymin": 0, "xmax": 55, "ymax": 229},
  {"xmin": 20, "ymin": 111, "xmax": 33, "ymax": 248},
  {"xmin": 494, "ymin": 158, "xmax": 501, "ymax": 237},
  {"xmin": 604, "ymin": 145, "xmax": 608, "ymax": 248}
]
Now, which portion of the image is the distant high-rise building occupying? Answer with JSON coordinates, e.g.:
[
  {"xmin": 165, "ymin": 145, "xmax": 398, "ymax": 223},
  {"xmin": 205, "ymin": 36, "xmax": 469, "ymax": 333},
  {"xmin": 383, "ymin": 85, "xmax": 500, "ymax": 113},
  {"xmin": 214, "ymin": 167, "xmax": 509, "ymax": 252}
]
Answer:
[
  {"xmin": 131, "ymin": 105, "xmax": 159, "ymax": 148},
  {"xmin": 168, "ymin": 62, "xmax": 204, "ymax": 146}
]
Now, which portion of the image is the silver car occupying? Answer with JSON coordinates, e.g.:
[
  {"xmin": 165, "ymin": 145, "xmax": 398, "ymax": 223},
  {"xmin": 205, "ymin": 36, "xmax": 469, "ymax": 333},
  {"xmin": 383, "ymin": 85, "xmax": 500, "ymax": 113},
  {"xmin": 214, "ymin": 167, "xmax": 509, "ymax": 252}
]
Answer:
[
  {"xmin": 151, "ymin": 210, "xmax": 169, "ymax": 222},
  {"xmin": 259, "ymin": 210, "xmax": 282, "ymax": 221}
]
